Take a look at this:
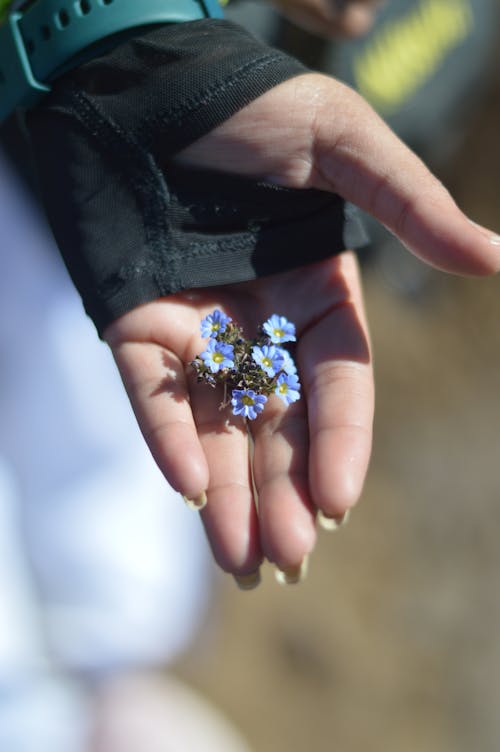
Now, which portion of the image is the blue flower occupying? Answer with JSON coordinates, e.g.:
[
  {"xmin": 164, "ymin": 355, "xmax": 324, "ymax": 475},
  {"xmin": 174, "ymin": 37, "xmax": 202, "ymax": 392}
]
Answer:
[
  {"xmin": 231, "ymin": 389, "xmax": 267, "ymax": 420},
  {"xmin": 275, "ymin": 373, "xmax": 301, "ymax": 405},
  {"xmin": 200, "ymin": 309, "xmax": 232, "ymax": 339},
  {"xmin": 252, "ymin": 345, "xmax": 284, "ymax": 378},
  {"xmin": 201, "ymin": 339, "xmax": 234, "ymax": 373},
  {"xmin": 276, "ymin": 348, "xmax": 297, "ymax": 375},
  {"xmin": 263, "ymin": 314, "xmax": 296, "ymax": 344}
]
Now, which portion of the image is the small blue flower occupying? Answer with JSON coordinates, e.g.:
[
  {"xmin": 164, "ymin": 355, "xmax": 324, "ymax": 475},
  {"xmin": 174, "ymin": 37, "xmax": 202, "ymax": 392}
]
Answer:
[
  {"xmin": 231, "ymin": 389, "xmax": 267, "ymax": 420},
  {"xmin": 252, "ymin": 344, "xmax": 284, "ymax": 378},
  {"xmin": 201, "ymin": 339, "xmax": 234, "ymax": 373},
  {"xmin": 275, "ymin": 373, "xmax": 301, "ymax": 405},
  {"xmin": 276, "ymin": 348, "xmax": 297, "ymax": 375},
  {"xmin": 263, "ymin": 314, "xmax": 296, "ymax": 344},
  {"xmin": 200, "ymin": 309, "xmax": 232, "ymax": 339}
]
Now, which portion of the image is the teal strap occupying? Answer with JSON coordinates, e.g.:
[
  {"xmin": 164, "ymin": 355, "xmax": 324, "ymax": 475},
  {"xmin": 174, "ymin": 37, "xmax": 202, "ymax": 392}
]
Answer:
[{"xmin": 0, "ymin": 0, "xmax": 223, "ymax": 122}]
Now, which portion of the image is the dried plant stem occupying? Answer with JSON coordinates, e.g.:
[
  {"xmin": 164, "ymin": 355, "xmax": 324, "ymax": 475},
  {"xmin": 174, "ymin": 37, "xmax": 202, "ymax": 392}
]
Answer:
[{"xmin": 245, "ymin": 418, "xmax": 259, "ymax": 510}]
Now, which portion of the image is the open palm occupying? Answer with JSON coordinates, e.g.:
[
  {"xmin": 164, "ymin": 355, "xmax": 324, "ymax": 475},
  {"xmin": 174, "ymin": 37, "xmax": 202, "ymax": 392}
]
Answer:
[
  {"xmin": 104, "ymin": 73, "xmax": 499, "ymax": 583},
  {"xmin": 106, "ymin": 250, "xmax": 372, "ymax": 580}
]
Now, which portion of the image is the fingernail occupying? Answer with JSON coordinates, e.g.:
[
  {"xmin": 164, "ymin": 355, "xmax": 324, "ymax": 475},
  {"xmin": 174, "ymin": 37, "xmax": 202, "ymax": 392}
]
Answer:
[
  {"xmin": 317, "ymin": 509, "xmax": 350, "ymax": 532},
  {"xmin": 182, "ymin": 491, "xmax": 207, "ymax": 511},
  {"xmin": 275, "ymin": 556, "xmax": 309, "ymax": 585},
  {"xmin": 234, "ymin": 570, "xmax": 261, "ymax": 591},
  {"xmin": 467, "ymin": 219, "xmax": 500, "ymax": 245}
]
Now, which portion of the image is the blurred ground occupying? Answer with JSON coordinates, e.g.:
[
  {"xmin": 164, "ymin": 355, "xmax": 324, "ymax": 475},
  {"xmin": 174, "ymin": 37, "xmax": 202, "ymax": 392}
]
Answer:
[{"xmin": 174, "ymin": 41, "xmax": 500, "ymax": 752}]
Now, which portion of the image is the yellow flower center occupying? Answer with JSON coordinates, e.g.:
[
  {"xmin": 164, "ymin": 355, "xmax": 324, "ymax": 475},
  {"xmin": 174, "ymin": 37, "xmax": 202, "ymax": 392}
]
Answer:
[
  {"xmin": 242, "ymin": 395, "xmax": 255, "ymax": 406},
  {"xmin": 262, "ymin": 357, "xmax": 272, "ymax": 368},
  {"xmin": 212, "ymin": 352, "xmax": 224, "ymax": 363},
  {"xmin": 273, "ymin": 328, "xmax": 284, "ymax": 339},
  {"xmin": 278, "ymin": 383, "xmax": 288, "ymax": 394}
]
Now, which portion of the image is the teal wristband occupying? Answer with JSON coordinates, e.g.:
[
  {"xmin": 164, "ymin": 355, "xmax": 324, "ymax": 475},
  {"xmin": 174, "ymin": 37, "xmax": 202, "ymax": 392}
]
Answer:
[{"xmin": 0, "ymin": 0, "xmax": 223, "ymax": 123}]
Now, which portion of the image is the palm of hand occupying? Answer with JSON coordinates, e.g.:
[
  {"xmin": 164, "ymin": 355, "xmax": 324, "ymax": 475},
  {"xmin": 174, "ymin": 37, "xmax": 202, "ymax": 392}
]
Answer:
[{"xmin": 105, "ymin": 252, "xmax": 373, "ymax": 576}]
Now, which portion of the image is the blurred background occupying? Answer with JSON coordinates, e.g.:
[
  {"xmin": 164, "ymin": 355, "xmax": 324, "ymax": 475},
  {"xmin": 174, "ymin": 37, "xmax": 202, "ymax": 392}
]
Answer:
[{"xmin": 1, "ymin": 0, "xmax": 500, "ymax": 750}]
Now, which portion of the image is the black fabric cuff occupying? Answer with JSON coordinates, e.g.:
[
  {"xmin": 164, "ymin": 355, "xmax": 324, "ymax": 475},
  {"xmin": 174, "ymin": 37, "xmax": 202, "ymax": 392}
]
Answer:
[
  {"xmin": 26, "ymin": 19, "xmax": 368, "ymax": 336},
  {"xmin": 51, "ymin": 19, "xmax": 311, "ymax": 158}
]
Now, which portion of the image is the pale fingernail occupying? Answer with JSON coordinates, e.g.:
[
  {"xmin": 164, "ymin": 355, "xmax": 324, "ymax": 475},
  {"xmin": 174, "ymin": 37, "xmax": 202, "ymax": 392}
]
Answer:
[
  {"xmin": 275, "ymin": 556, "xmax": 309, "ymax": 585},
  {"xmin": 317, "ymin": 508, "xmax": 350, "ymax": 532},
  {"xmin": 234, "ymin": 570, "xmax": 261, "ymax": 591},
  {"xmin": 467, "ymin": 219, "xmax": 500, "ymax": 245},
  {"xmin": 182, "ymin": 491, "xmax": 207, "ymax": 511}
]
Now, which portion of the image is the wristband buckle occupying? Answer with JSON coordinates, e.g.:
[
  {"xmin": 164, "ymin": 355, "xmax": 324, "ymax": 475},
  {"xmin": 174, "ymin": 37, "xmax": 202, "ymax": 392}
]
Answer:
[
  {"xmin": 0, "ymin": 12, "xmax": 50, "ymax": 119},
  {"xmin": 0, "ymin": 0, "xmax": 224, "ymax": 124}
]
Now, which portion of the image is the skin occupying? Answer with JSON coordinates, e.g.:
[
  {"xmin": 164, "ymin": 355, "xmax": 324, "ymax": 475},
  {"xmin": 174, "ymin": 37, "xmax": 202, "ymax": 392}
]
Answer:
[
  {"xmin": 268, "ymin": 0, "xmax": 383, "ymax": 39},
  {"xmin": 104, "ymin": 73, "xmax": 500, "ymax": 578}
]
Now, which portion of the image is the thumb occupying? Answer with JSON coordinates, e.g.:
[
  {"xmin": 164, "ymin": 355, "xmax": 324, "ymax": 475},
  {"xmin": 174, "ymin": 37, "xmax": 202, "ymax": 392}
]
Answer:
[
  {"xmin": 310, "ymin": 75, "xmax": 500, "ymax": 276},
  {"xmin": 175, "ymin": 73, "xmax": 500, "ymax": 276}
]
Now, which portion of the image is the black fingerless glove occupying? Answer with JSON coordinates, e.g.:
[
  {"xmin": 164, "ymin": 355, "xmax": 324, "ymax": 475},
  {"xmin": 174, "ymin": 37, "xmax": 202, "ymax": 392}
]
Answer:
[{"xmin": 26, "ymin": 19, "xmax": 367, "ymax": 336}]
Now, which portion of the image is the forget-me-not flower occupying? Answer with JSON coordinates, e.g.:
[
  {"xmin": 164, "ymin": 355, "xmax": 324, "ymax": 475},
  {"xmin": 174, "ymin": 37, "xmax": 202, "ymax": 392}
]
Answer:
[
  {"xmin": 200, "ymin": 309, "xmax": 232, "ymax": 339},
  {"xmin": 201, "ymin": 339, "xmax": 234, "ymax": 373},
  {"xmin": 231, "ymin": 389, "xmax": 267, "ymax": 420},
  {"xmin": 192, "ymin": 309, "xmax": 301, "ymax": 420},
  {"xmin": 275, "ymin": 373, "xmax": 301, "ymax": 405},
  {"xmin": 277, "ymin": 348, "xmax": 297, "ymax": 375},
  {"xmin": 252, "ymin": 344, "xmax": 284, "ymax": 378},
  {"xmin": 263, "ymin": 314, "xmax": 296, "ymax": 345}
]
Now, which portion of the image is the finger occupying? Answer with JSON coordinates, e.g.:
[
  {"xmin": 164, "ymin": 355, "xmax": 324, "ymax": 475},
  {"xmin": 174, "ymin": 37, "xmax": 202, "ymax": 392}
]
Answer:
[
  {"xmin": 270, "ymin": 0, "xmax": 378, "ymax": 39},
  {"xmin": 110, "ymin": 340, "xmax": 209, "ymax": 500},
  {"xmin": 176, "ymin": 74, "xmax": 500, "ymax": 276},
  {"xmin": 299, "ymin": 252, "xmax": 374, "ymax": 516},
  {"xmin": 189, "ymin": 377, "xmax": 263, "ymax": 576},
  {"xmin": 331, "ymin": 1, "xmax": 378, "ymax": 37},
  {"xmin": 310, "ymin": 75, "xmax": 500, "ymax": 276},
  {"xmin": 250, "ymin": 393, "xmax": 317, "ymax": 573}
]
